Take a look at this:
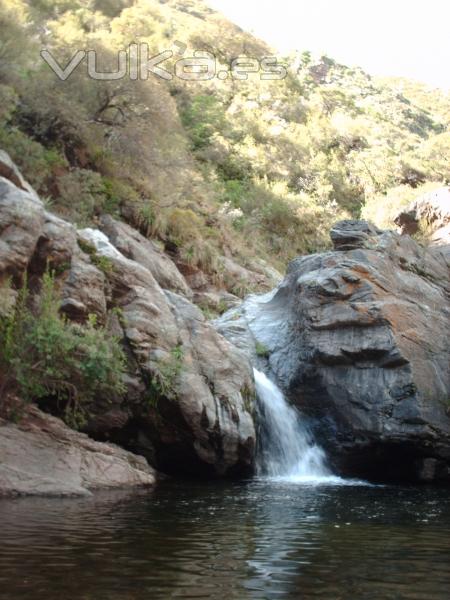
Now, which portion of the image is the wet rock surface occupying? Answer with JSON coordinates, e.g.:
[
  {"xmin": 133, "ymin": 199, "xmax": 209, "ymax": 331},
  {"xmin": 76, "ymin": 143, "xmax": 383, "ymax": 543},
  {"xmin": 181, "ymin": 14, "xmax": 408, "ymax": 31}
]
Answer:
[{"xmin": 217, "ymin": 221, "xmax": 450, "ymax": 482}]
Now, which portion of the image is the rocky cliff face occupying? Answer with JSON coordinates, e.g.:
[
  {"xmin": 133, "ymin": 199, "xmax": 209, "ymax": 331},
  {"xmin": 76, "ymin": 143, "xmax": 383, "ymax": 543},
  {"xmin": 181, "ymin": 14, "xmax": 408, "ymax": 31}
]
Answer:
[
  {"xmin": 217, "ymin": 220, "xmax": 450, "ymax": 483},
  {"xmin": 0, "ymin": 151, "xmax": 257, "ymax": 493}
]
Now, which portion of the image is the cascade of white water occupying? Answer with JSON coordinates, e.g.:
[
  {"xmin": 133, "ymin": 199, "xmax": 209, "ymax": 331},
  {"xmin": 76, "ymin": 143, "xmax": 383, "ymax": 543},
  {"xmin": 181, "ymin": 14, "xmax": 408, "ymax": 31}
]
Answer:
[{"xmin": 254, "ymin": 369, "xmax": 345, "ymax": 483}]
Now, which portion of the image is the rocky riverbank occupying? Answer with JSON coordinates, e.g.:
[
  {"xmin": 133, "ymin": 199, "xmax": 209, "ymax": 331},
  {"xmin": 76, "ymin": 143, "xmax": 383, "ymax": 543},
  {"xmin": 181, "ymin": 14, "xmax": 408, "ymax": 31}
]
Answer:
[
  {"xmin": 1, "ymin": 150, "xmax": 450, "ymax": 493},
  {"xmin": 0, "ymin": 404, "xmax": 155, "ymax": 497}
]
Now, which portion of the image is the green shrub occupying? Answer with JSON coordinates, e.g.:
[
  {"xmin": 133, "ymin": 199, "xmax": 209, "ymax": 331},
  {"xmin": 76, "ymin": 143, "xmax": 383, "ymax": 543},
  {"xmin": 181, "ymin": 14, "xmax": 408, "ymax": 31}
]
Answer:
[
  {"xmin": 152, "ymin": 345, "xmax": 184, "ymax": 400},
  {"xmin": 101, "ymin": 177, "xmax": 140, "ymax": 215},
  {"xmin": 220, "ymin": 179, "xmax": 248, "ymax": 208},
  {"xmin": 0, "ymin": 84, "xmax": 19, "ymax": 125},
  {"xmin": 0, "ymin": 126, "xmax": 66, "ymax": 191},
  {"xmin": 181, "ymin": 95, "xmax": 226, "ymax": 150},
  {"xmin": 0, "ymin": 84, "xmax": 68, "ymax": 193},
  {"xmin": 0, "ymin": 272, "xmax": 126, "ymax": 428},
  {"xmin": 217, "ymin": 154, "xmax": 251, "ymax": 182},
  {"xmin": 255, "ymin": 341, "xmax": 270, "ymax": 358},
  {"xmin": 92, "ymin": 254, "xmax": 115, "ymax": 276}
]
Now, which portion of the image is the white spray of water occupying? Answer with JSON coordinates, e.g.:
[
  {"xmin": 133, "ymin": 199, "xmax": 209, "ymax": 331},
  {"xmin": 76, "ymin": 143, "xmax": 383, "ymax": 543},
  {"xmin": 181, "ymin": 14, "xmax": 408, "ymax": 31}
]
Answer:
[{"xmin": 254, "ymin": 369, "xmax": 353, "ymax": 485}]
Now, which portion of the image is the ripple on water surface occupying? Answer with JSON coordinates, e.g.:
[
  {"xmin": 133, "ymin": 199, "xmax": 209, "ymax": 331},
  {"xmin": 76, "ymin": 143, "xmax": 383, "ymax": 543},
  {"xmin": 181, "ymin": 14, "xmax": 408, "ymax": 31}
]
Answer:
[{"xmin": 0, "ymin": 481, "xmax": 449, "ymax": 600}]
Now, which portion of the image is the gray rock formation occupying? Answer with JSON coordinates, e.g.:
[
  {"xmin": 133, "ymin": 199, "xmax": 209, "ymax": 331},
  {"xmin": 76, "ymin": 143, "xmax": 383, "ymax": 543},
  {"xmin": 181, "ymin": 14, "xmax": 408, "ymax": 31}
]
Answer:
[
  {"xmin": 99, "ymin": 215, "xmax": 193, "ymax": 298},
  {"xmin": 0, "ymin": 177, "xmax": 45, "ymax": 280},
  {"xmin": 78, "ymin": 228, "xmax": 255, "ymax": 477},
  {"xmin": 0, "ymin": 151, "xmax": 257, "ymax": 485},
  {"xmin": 217, "ymin": 220, "xmax": 450, "ymax": 483},
  {"xmin": 0, "ymin": 405, "xmax": 155, "ymax": 497},
  {"xmin": 6, "ymin": 142, "xmax": 450, "ymax": 486}
]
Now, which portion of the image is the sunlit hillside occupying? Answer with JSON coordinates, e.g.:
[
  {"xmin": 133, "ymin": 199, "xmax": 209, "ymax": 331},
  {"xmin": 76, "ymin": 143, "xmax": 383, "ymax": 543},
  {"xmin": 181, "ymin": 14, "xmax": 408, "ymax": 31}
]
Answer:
[{"xmin": 1, "ymin": 0, "xmax": 450, "ymax": 280}]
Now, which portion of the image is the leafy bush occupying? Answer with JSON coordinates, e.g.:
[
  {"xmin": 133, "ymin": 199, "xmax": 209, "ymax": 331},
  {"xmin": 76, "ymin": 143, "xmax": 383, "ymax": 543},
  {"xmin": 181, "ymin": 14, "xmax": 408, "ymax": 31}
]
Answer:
[
  {"xmin": 255, "ymin": 341, "xmax": 270, "ymax": 358},
  {"xmin": 181, "ymin": 95, "xmax": 226, "ymax": 150},
  {"xmin": 0, "ymin": 273, "xmax": 126, "ymax": 427},
  {"xmin": 102, "ymin": 177, "xmax": 140, "ymax": 215},
  {"xmin": 0, "ymin": 126, "xmax": 67, "ymax": 191},
  {"xmin": 152, "ymin": 345, "xmax": 184, "ymax": 400},
  {"xmin": 220, "ymin": 179, "xmax": 249, "ymax": 208},
  {"xmin": 0, "ymin": 84, "xmax": 18, "ymax": 125}
]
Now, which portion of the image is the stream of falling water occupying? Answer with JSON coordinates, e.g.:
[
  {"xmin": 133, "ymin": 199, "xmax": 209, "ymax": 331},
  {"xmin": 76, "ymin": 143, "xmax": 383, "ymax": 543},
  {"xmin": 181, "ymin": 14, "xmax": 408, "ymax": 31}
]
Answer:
[{"xmin": 254, "ymin": 369, "xmax": 349, "ymax": 484}]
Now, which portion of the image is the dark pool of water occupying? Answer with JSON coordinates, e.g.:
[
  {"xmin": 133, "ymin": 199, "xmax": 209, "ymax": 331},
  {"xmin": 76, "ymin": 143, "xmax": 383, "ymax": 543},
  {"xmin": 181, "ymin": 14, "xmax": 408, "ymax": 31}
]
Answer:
[{"xmin": 0, "ymin": 479, "xmax": 449, "ymax": 599}]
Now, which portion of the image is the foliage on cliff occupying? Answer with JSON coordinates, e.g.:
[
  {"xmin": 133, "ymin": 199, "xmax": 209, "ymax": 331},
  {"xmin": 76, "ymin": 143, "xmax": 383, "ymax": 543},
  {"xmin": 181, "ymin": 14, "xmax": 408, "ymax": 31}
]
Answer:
[
  {"xmin": 1, "ymin": 0, "xmax": 449, "ymax": 273},
  {"xmin": 0, "ymin": 273, "xmax": 126, "ymax": 427}
]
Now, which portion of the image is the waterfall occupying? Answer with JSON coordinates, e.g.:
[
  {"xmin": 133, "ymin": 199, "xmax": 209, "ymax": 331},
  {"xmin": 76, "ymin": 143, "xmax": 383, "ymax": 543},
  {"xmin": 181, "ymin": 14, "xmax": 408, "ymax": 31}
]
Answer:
[{"xmin": 254, "ymin": 369, "xmax": 343, "ymax": 484}]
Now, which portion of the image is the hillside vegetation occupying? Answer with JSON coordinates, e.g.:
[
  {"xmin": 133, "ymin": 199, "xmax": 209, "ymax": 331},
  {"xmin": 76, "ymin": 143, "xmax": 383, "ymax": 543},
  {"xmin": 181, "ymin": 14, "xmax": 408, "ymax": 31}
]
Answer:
[{"xmin": 1, "ymin": 0, "xmax": 450, "ymax": 281}]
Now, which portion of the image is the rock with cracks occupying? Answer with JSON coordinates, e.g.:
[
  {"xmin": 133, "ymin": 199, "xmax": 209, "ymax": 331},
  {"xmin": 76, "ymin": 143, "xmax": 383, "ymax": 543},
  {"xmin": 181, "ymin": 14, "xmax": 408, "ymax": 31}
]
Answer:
[
  {"xmin": 0, "ymin": 405, "xmax": 155, "ymax": 497},
  {"xmin": 217, "ymin": 220, "xmax": 450, "ymax": 483}
]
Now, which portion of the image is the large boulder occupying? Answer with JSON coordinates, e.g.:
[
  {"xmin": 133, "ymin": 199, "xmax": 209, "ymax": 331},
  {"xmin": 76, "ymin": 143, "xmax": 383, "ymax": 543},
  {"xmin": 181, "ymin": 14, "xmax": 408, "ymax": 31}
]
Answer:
[
  {"xmin": 0, "ymin": 405, "xmax": 155, "ymax": 497},
  {"xmin": 217, "ymin": 221, "xmax": 450, "ymax": 483},
  {"xmin": 99, "ymin": 215, "xmax": 193, "ymax": 298},
  {"xmin": 78, "ymin": 228, "xmax": 256, "ymax": 477}
]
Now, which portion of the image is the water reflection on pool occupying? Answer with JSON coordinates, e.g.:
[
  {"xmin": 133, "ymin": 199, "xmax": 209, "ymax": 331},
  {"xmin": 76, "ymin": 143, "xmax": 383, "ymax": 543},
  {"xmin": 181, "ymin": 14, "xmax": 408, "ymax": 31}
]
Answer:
[{"xmin": 0, "ymin": 479, "xmax": 449, "ymax": 599}]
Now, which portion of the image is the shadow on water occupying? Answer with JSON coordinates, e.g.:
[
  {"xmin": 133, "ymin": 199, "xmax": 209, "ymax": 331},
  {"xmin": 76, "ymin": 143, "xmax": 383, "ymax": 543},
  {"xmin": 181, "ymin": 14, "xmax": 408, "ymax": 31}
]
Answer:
[{"xmin": 1, "ymin": 479, "xmax": 450, "ymax": 600}]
